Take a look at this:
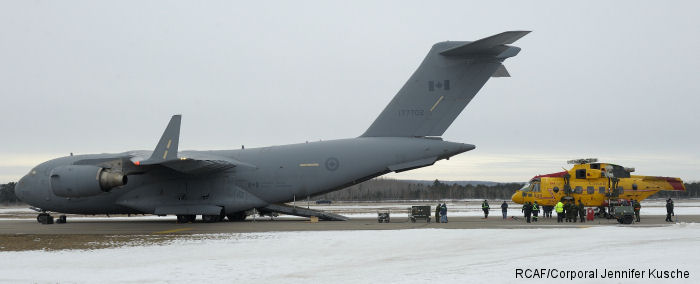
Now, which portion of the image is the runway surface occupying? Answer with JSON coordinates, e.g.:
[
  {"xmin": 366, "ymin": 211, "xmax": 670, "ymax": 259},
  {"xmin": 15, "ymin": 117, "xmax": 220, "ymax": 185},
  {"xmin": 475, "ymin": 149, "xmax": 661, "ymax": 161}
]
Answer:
[{"xmin": 1, "ymin": 214, "xmax": 697, "ymax": 251}]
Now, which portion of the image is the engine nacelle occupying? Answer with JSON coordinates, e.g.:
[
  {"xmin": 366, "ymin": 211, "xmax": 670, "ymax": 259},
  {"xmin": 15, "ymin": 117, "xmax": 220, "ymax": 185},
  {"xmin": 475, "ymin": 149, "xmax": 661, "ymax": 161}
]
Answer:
[{"xmin": 50, "ymin": 165, "xmax": 127, "ymax": 198}]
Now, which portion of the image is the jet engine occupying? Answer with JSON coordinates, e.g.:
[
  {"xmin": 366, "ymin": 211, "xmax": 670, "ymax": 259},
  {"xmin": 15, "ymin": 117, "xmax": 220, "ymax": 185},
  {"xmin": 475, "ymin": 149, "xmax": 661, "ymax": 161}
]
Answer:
[{"xmin": 50, "ymin": 165, "xmax": 127, "ymax": 198}]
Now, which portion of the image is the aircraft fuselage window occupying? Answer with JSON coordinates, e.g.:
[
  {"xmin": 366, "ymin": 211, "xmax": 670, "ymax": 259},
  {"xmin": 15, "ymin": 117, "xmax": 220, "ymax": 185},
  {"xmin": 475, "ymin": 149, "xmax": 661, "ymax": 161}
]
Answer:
[
  {"xmin": 632, "ymin": 184, "xmax": 638, "ymax": 190},
  {"xmin": 574, "ymin": 186, "xmax": 583, "ymax": 194},
  {"xmin": 599, "ymin": 187, "xmax": 606, "ymax": 193},
  {"xmin": 576, "ymin": 169, "xmax": 586, "ymax": 179},
  {"xmin": 590, "ymin": 164, "xmax": 600, "ymax": 170},
  {"xmin": 553, "ymin": 186, "xmax": 560, "ymax": 193},
  {"xmin": 587, "ymin": 186, "xmax": 594, "ymax": 194},
  {"xmin": 617, "ymin": 186, "xmax": 624, "ymax": 194}
]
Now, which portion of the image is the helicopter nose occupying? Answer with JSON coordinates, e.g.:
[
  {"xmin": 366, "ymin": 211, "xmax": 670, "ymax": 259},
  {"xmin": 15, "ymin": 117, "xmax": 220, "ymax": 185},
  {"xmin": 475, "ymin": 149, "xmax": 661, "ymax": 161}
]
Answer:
[{"xmin": 511, "ymin": 191, "xmax": 523, "ymax": 204}]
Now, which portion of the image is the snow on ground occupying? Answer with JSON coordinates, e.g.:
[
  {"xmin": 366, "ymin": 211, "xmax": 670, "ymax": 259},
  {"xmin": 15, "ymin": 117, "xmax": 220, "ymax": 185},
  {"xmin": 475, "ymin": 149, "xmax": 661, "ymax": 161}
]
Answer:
[{"xmin": 1, "ymin": 224, "xmax": 699, "ymax": 283}]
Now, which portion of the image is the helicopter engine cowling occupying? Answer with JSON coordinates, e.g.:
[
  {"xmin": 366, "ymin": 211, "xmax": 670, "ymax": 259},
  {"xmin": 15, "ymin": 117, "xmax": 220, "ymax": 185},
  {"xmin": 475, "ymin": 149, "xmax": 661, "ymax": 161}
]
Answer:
[{"xmin": 50, "ymin": 165, "xmax": 127, "ymax": 198}]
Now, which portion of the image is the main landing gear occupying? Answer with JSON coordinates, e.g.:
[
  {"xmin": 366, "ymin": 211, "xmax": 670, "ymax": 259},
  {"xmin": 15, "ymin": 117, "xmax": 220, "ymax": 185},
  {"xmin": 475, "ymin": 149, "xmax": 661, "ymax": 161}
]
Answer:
[
  {"xmin": 36, "ymin": 213, "xmax": 67, "ymax": 224},
  {"xmin": 176, "ymin": 215, "xmax": 196, "ymax": 223},
  {"xmin": 176, "ymin": 211, "xmax": 247, "ymax": 223}
]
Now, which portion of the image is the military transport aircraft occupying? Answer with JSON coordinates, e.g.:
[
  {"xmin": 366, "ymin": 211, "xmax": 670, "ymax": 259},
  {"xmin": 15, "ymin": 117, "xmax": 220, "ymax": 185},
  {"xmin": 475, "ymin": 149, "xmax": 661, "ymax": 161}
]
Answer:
[{"xmin": 15, "ymin": 31, "xmax": 530, "ymax": 224}]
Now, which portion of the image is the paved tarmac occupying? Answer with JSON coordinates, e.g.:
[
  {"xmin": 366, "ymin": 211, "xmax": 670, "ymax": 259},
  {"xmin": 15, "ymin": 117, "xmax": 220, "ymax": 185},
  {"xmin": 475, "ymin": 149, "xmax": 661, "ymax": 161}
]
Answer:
[
  {"xmin": 1, "ymin": 214, "xmax": 696, "ymax": 251},
  {"xmin": 1, "ymin": 214, "xmax": 696, "ymax": 235}
]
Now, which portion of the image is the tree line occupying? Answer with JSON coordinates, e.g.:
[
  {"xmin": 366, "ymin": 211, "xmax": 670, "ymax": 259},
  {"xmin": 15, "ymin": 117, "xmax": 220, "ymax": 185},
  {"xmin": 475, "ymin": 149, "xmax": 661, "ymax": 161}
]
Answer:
[{"xmin": 1, "ymin": 180, "xmax": 699, "ymax": 205}]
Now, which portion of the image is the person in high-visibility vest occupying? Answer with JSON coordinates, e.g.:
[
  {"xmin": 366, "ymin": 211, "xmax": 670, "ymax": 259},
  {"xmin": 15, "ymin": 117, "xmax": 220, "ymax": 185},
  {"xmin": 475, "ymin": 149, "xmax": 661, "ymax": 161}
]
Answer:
[
  {"xmin": 482, "ymin": 200, "xmax": 490, "ymax": 219},
  {"xmin": 555, "ymin": 200, "xmax": 564, "ymax": 223},
  {"xmin": 532, "ymin": 202, "xmax": 540, "ymax": 222}
]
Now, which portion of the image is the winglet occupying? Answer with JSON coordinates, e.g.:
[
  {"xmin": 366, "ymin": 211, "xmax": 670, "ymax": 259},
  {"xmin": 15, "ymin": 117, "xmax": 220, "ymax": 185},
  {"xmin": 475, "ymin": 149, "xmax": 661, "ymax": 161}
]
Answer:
[{"xmin": 140, "ymin": 115, "xmax": 181, "ymax": 165}]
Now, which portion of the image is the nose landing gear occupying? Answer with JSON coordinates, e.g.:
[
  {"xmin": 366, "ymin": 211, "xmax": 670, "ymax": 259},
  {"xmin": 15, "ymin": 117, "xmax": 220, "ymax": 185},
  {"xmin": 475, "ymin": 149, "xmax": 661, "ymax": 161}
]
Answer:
[{"xmin": 37, "ymin": 212, "xmax": 53, "ymax": 224}]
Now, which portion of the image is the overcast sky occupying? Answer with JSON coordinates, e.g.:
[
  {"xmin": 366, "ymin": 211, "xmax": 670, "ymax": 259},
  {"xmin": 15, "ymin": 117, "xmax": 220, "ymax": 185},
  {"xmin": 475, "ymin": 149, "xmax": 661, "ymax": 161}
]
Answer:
[{"xmin": 1, "ymin": 0, "xmax": 698, "ymax": 183}]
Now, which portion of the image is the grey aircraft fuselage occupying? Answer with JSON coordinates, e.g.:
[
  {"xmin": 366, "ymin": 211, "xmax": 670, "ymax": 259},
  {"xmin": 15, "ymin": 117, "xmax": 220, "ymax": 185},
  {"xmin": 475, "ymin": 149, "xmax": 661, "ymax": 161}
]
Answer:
[{"xmin": 14, "ymin": 31, "xmax": 529, "ymax": 220}]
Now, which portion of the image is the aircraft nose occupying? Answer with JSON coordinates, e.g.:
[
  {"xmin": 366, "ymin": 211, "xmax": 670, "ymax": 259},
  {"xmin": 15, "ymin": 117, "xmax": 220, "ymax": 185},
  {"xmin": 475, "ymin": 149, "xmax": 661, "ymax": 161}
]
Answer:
[
  {"xmin": 14, "ymin": 175, "xmax": 29, "ymax": 202},
  {"xmin": 511, "ymin": 191, "xmax": 523, "ymax": 204}
]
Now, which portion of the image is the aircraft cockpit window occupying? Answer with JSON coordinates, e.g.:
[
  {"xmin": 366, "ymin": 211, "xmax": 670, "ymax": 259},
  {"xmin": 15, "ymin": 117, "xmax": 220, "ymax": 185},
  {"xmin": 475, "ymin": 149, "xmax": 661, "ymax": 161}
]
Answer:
[
  {"xmin": 520, "ymin": 183, "xmax": 532, "ymax": 192},
  {"xmin": 532, "ymin": 183, "xmax": 540, "ymax": 192}
]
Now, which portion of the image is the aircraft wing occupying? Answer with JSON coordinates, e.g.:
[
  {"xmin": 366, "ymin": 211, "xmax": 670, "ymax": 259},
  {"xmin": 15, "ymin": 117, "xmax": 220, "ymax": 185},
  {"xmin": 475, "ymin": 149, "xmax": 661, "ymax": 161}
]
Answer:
[{"xmin": 127, "ymin": 115, "xmax": 255, "ymax": 174}]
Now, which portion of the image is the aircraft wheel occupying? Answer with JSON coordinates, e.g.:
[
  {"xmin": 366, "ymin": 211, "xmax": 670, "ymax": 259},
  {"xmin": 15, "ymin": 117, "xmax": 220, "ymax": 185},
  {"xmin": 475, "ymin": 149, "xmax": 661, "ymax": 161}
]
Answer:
[
  {"xmin": 37, "ymin": 213, "xmax": 53, "ymax": 225},
  {"xmin": 176, "ymin": 215, "xmax": 188, "ymax": 223},
  {"xmin": 226, "ymin": 212, "xmax": 247, "ymax": 222},
  {"xmin": 202, "ymin": 215, "xmax": 221, "ymax": 223},
  {"xmin": 622, "ymin": 215, "xmax": 634, "ymax": 224}
]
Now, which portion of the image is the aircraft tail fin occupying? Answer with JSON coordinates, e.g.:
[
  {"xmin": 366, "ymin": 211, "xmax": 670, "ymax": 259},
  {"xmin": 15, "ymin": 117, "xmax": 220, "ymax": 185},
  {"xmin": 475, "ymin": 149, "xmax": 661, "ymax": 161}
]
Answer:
[
  {"xmin": 361, "ymin": 31, "xmax": 529, "ymax": 137},
  {"xmin": 140, "ymin": 115, "xmax": 181, "ymax": 165}
]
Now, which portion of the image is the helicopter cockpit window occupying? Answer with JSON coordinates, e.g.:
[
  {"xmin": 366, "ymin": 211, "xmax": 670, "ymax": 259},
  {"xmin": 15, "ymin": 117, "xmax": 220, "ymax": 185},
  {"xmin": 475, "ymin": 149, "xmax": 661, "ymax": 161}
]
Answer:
[
  {"xmin": 532, "ymin": 183, "xmax": 541, "ymax": 192},
  {"xmin": 520, "ymin": 183, "xmax": 532, "ymax": 192}
]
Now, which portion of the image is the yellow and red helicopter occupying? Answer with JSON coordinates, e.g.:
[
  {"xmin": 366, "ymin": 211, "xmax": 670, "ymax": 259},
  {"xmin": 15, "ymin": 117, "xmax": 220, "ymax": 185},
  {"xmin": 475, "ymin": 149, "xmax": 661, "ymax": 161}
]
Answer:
[{"xmin": 511, "ymin": 158, "xmax": 685, "ymax": 211}]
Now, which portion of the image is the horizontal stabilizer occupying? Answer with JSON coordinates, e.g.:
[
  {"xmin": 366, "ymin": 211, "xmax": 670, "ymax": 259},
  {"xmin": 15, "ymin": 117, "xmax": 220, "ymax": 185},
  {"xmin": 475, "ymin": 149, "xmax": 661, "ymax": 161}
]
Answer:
[{"xmin": 440, "ymin": 31, "xmax": 530, "ymax": 58}]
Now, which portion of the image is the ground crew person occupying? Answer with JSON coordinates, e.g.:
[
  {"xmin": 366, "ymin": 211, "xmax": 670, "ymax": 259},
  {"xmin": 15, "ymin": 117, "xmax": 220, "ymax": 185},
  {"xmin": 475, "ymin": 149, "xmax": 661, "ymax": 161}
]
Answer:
[
  {"xmin": 578, "ymin": 200, "xmax": 586, "ymax": 223},
  {"xmin": 522, "ymin": 202, "xmax": 532, "ymax": 223},
  {"xmin": 532, "ymin": 201, "xmax": 540, "ymax": 222},
  {"xmin": 482, "ymin": 200, "xmax": 490, "ymax": 219},
  {"xmin": 571, "ymin": 201, "xmax": 579, "ymax": 223},
  {"xmin": 440, "ymin": 203, "xmax": 448, "ymax": 223},
  {"xmin": 566, "ymin": 200, "xmax": 576, "ymax": 222},
  {"xmin": 665, "ymin": 198, "xmax": 674, "ymax": 222},
  {"xmin": 632, "ymin": 199, "xmax": 641, "ymax": 222},
  {"xmin": 501, "ymin": 201, "xmax": 508, "ymax": 219},
  {"xmin": 435, "ymin": 203, "xmax": 441, "ymax": 223},
  {"xmin": 555, "ymin": 200, "xmax": 564, "ymax": 223}
]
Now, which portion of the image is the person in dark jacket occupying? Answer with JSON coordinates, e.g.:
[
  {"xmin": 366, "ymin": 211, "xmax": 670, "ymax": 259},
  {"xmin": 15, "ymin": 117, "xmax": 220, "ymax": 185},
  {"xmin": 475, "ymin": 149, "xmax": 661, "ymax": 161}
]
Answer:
[
  {"xmin": 440, "ymin": 203, "xmax": 448, "ymax": 223},
  {"xmin": 571, "ymin": 201, "xmax": 579, "ymax": 223},
  {"xmin": 666, "ymin": 198, "xmax": 674, "ymax": 222},
  {"xmin": 482, "ymin": 200, "xmax": 490, "ymax": 219},
  {"xmin": 531, "ymin": 202, "xmax": 540, "ymax": 222},
  {"xmin": 566, "ymin": 200, "xmax": 577, "ymax": 222},
  {"xmin": 435, "ymin": 203, "xmax": 441, "ymax": 223},
  {"xmin": 501, "ymin": 201, "xmax": 508, "ymax": 219},
  {"xmin": 632, "ymin": 199, "xmax": 641, "ymax": 222},
  {"xmin": 522, "ymin": 202, "xmax": 532, "ymax": 223},
  {"xmin": 578, "ymin": 200, "xmax": 586, "ymax": 223}
]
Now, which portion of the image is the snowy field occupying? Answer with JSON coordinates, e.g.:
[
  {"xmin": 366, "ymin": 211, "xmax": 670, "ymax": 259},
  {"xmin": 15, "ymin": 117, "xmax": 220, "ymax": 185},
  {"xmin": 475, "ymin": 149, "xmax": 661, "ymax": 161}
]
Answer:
[{"xmin": 1, "ymin": 224, "xmax": 699, "ymax": 283}]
